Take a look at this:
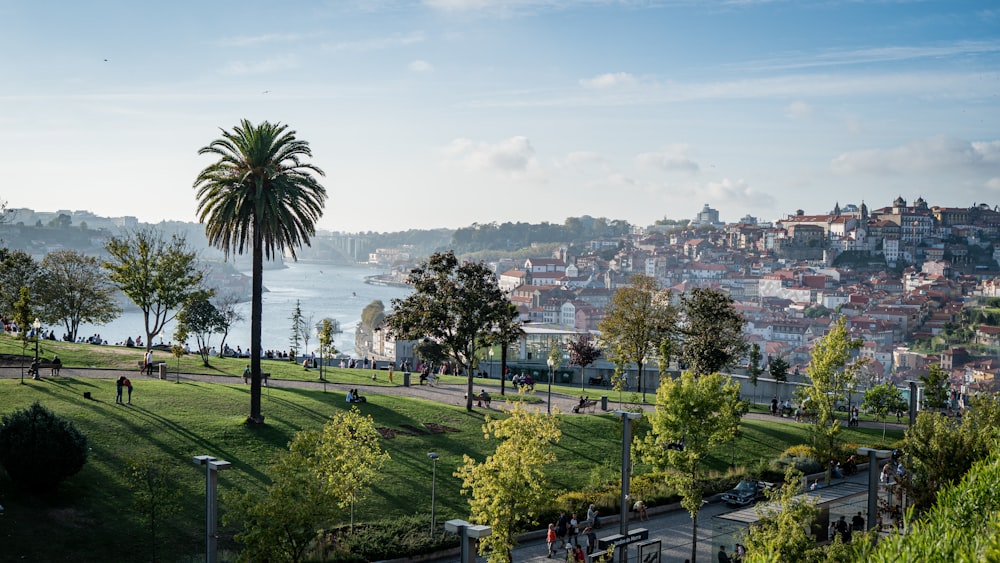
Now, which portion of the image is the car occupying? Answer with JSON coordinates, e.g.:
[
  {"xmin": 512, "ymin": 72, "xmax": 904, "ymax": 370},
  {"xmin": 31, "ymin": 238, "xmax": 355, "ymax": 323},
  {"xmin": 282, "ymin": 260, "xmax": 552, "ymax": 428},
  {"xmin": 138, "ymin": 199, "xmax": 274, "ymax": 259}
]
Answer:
[{"xmin": 721, "ymin": 479, "xmax": 774, "ymax": 507}]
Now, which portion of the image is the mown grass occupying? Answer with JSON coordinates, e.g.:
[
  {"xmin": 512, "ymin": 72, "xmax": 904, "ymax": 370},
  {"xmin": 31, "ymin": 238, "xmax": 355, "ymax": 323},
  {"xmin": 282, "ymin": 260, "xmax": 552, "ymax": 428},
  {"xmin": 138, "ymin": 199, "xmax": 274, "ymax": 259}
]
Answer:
[{"xmin": 0, "ymin": 334, "xmax": 905, "ymax": 562}]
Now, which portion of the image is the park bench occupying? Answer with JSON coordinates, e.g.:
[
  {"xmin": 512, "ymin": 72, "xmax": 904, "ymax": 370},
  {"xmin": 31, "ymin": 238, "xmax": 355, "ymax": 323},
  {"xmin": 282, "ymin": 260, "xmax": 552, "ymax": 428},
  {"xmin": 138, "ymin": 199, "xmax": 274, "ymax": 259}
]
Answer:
[
  {"xmin": 572, "ymin": 399, "xmax": 598, "ymax": 414},
  {"xmin": 466, "ymin": 393, "xmax": 492, "ymax": 408}
]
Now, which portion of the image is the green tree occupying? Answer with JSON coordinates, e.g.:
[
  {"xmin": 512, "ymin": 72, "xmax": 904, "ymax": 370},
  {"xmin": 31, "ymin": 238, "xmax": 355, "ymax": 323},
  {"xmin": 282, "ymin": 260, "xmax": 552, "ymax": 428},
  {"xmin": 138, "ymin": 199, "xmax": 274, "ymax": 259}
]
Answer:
[
  {"xmin": 567, "ymin": 333, "xmax": 602, "ymax": 393},
  {"xmin": 800, "ymin": 317, "xmax": 864, "ymax": 475},
  {"xmin": 677, "ymin": 287, "xmax": 748, "ymax": 377},
  {"xmin": 456, "ymin": 400, "xmax": 561, "ymax": 562},
  {"xmin": 747, "ymin": 342, "xmax": 764, "ymax": 406},
  {"xmin": 123, "ymin": 456, "xmax": 181, "ymax": 563},
  {"xmin": 12, "ymin": 286, "xmax": 36, "ymax": 376},
  {"xmin": 384, "ymin": 251, "xmax": 515, "ymax": 411},
  {"xmin": 641, "ymin": 371, "xmax": 743, "ymax": 563},
  {"xmin": 103, "ymin": 228, "xmax": 203, "ymax": 355},
  {"xmin": 0, "ymin": 401, "xmax": 88, "ymax": 492},
  {"xmin": 598, "ymin": 274, "xmax": 675, "ymax": 402},
  {"xmin": 194, "ymin": 119, "xmax": 327, "ymax": 425},
  {"xmin": 0, "ymin": 249, "xmax": 38, "ymax": 319},
  {"xmin": 35, "ymin": 250, "xmax": 121, "ymax": 342},
  {"xmin": 174, "ymin": 291, "xmax": 224, "ymax": 366},
  {"xmin": 861, "ymin": 382, "xmax": 907, "ymax": 439},
  {"xmin": 769, "ymin": 356, "xmax": 789, "ymax": 383},
  {"xmin": 213, "ymin": 292, "xmax": 245, "ymax": 359},
  {"xmin": 920, "ymin": 364, "xmax": 951, "ymax": 411},
  {"xmin": 486, "ymin": 303, "xmax": 524, "ymax": 396},
  {"xmin": 289, "ymin": 299, "xmax": 305, "ymax": 358},
  {"xmin": 741, "ymin": 467, "xmax": 820, "ymax": 563},
  {"xmin": 316, "ymin": 318, "xmax": 338, "ymax": 380}
]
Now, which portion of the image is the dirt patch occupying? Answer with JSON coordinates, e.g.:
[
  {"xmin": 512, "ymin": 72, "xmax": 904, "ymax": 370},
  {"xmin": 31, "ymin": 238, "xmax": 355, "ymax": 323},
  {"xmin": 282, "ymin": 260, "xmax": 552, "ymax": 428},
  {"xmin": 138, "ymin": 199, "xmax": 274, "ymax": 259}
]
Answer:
[
  {"xmin": 399, "ymin": 424, "xmax": 429, "ymax": 435},
  {"xmin": 376, "ymin": 427, "xmax": 398, "ymax": 439},
  {"xmin": 423, "ymin": 423, "xmax": 461, "ymax": 434}
]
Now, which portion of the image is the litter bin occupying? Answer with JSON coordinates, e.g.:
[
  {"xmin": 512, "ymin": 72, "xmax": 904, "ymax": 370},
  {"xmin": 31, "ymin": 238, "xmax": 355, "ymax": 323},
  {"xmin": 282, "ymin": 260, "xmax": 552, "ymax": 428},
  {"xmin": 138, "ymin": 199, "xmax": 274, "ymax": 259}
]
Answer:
[
  {"xmin": 158, "ymin": 363, "xmax": 167, "ymax": 380},
  {"xmin": 403, "ymin": 372, "xmax": 411, "ymax": 387},
  {"xmin": 601, "ymin": 396, "xmax": 608, "ymax": 411}
]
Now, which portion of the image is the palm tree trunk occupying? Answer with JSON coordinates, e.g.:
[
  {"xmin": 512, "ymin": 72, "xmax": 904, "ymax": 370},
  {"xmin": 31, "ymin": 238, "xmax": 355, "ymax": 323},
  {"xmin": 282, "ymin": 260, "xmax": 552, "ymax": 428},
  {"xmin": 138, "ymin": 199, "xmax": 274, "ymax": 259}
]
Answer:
[{"xmin": 248, "ymin": 228, "xmax": 264, "ymax": 424}]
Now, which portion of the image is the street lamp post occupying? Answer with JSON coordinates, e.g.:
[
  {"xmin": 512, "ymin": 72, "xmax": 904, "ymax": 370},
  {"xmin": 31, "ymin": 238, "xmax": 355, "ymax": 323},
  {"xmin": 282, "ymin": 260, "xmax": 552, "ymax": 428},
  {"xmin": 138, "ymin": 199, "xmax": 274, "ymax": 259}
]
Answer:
[
  {"xmin": 546, "ymin": 356, "xmax": 554, "ymax": 415},
  {"xmin": 428, "ymin": 452, "xmax": 439, "ymax": 537},
  {"xmin": 32, "ymin": 318, "xmax": 41, "ymax": 380},
  {"xmin": 488, "ymin": 348, "xmax": 494, "ymax": 379},
  {"xmin": 616, "ymin": 410, "xmax": 643, "ymax": 563},
  {"xmin": 193, "ymin": 455, "xmax": 232, "ymax": 563}
]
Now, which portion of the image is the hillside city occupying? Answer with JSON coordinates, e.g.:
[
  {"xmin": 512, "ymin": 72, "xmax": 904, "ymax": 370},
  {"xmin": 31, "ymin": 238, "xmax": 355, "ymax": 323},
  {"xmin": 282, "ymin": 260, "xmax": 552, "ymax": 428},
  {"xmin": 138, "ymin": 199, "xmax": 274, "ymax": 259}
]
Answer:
[{"xmin": 362, "ymin": 196, "xmax": 1000, "ymax": 403}]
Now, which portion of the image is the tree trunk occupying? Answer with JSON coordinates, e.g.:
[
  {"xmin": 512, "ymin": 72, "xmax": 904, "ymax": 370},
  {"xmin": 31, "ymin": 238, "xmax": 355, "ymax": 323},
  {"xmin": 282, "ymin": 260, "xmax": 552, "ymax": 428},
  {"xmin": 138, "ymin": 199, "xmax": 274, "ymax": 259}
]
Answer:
[
  {"xmin": 466, "ymin": 352, "xmax": 474, "ymax": 411},
  {"xmin": 637, "ymin": 360, "xmax": 644, "ymax": 402},
  {"xmin": 691, "ymin": 510, "xmax": 698, "ymax": 563},
  {"xmin": 500, "ymin": 345, "xmax": 508, "ymax": 396},
  {"xmin": 248, "ymin": 228, "xmax": 264, "ymax": 425}
]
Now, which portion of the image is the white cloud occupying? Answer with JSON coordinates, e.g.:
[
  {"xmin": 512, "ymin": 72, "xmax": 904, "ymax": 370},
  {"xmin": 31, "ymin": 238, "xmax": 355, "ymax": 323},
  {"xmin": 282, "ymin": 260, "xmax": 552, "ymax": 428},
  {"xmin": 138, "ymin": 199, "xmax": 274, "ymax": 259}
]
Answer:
[
  {"xmin": 636, "ymin": 144, "xmax": 700, "ymax": 173},
  {"xmin": 326, "ymin": 31, "xmax": 425, "ymax": 52},
  {"xmin": 987, "ymin": 177, "xmax": 1000, "ymax": 191},
  {"xmin": 701, "ymin": 178, "xmax": 775, "ymax": 208},
  {"xmin": 409, "ymin": 59, "xmax": 434, "ymax": 72},
  {"xmin": 221, "ymin": 55, "xmax": 299, "ymax": 75},
  {"xmin": 441, "ymin": 136, "xmax": 541, "ymax": 178},
  {"xmin": 784, "ymin": 100, "xmax": 813, "ymax": 119},
  {"xmin": 579, "ymin": 72, "xmax": 637, "ymax": 89},
  {"xmin": 218, "ymin": 33, "xmax": 307, "ymax": 47},
  {"xmin": 557, "ymin": 150, "xmax": 607, "ymax": 172},
  {"xmin": 831, "ymin": 137, "xmax": 1000, "ymax": 175}
]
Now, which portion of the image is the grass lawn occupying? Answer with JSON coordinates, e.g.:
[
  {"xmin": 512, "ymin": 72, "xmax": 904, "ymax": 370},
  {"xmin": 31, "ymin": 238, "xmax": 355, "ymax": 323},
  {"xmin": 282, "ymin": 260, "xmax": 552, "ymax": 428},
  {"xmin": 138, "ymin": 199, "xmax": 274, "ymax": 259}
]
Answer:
[{"xmin": 0, "ymin": 334, "xmax": 905, "ymax": 561}]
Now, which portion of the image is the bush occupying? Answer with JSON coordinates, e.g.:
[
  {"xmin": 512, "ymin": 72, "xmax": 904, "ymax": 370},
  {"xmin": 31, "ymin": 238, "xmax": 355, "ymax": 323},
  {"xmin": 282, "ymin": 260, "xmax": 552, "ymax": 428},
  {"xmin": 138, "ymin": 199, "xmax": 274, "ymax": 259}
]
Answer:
[
  {"xmin": 329, "ymin": 514, "xmax": 459, "ymax": 561},
  {"xmin": 0, "ymin": 402, "xmax": 88, "ymax": 492},
  {"xmin": 769, "ymin": 446, "xmax": 821, "ymax": 477}
]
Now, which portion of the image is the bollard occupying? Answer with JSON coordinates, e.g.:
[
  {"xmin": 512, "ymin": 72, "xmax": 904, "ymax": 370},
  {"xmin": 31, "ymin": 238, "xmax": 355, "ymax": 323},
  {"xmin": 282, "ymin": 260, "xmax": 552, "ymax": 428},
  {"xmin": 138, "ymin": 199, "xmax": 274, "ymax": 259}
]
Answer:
[
  {"xmin": 403, "ymin": 372, "xmax": 411, "ymax": 387},
  {"xmin": 158, "ymin": 363, "xmax": 167, "ymax": 380},
  {"xmin": 601, "ymin": 396, "xmax": 609, "ymax": 411}
]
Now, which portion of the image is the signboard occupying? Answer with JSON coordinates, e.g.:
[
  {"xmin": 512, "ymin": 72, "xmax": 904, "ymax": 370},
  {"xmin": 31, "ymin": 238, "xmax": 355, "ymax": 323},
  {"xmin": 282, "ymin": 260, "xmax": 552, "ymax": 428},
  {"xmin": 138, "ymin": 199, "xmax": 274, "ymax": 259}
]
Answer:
[
  {"xmin": 597, "ymin": 528, "xmax": 650, "ymax": 550},
  {"xmin": 637, "ymin": 540, "xmax": 661, "ymax": 563}
]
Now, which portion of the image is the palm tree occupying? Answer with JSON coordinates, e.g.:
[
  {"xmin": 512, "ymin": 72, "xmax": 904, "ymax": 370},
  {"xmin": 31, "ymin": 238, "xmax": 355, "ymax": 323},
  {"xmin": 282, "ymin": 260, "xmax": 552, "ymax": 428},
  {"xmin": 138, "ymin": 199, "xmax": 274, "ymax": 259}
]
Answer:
[{"xmin": 193, "ymin": 119, "xmax": 327, "ymax": 425}]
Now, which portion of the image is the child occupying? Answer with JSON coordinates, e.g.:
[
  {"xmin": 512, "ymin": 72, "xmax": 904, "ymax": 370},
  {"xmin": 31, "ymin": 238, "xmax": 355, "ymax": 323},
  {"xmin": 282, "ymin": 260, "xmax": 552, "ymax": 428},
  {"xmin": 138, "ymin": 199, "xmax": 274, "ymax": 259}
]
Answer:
[{"xmin": 546, "ymin": 523, "xmax": 557, "ymax": 558}]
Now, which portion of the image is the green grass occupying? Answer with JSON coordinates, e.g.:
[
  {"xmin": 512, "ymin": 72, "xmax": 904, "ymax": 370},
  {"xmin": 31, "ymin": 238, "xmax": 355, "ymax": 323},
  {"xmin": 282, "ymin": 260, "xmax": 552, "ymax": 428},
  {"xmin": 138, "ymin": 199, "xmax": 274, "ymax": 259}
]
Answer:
[{"xmin": 0, "ymin": 334, "xmax": 905, "ymax": 562}]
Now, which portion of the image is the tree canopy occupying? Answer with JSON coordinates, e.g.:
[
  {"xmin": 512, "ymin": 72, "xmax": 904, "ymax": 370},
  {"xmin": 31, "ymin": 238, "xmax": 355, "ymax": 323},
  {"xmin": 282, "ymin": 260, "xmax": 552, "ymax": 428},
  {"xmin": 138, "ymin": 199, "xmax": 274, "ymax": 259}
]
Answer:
[{"xmin": 35, "ymin": 250, "xmax": 122, "ymax": 343}]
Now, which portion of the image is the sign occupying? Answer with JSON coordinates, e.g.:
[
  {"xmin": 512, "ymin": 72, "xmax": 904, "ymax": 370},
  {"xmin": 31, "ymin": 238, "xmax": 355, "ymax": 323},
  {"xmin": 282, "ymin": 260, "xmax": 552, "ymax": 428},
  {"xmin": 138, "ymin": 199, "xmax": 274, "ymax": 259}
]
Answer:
[
  {"xmin": 597, "ymin": 528, "xmax": 649, "ymax": 550},
  {"xmin": 638, "ymin": 539, "xmax": 661, "ymax": 563}
]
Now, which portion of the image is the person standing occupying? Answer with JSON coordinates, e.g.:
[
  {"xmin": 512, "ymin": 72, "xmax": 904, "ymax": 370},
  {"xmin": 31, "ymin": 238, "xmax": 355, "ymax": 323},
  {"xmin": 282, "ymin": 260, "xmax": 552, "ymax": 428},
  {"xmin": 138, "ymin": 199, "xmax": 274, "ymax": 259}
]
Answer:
[
  {"xmin": 586, "ymin": 503, "xmax": 600, "ymax": 529},
  {"xmin": 555, "ymin": 510, "xmax": 568, "ymax": 550},
  {"xmin": 568, "ymin": 513, "xmax": 579, "ymax": 547},
  {"xmin": 243, "ymin": 365, "xmax": 251, "ymax": 384},
  {"xmin": 718, "ymin": 544, "xmax": 731, "ymax": 563},
  {"xmin": 144, "ymin": 349, "xmax": 153, "ymax": 375},
  {"xmin": 115, "ymin": 375, "xmax": 126, "ymax": 404},
  {"xmin": 124, "ymin": 377, "xmax": 133, "ymax": 405},
  {"xmin": 546, "ymin": 523, "xmax": 557, "ymax": 558}
]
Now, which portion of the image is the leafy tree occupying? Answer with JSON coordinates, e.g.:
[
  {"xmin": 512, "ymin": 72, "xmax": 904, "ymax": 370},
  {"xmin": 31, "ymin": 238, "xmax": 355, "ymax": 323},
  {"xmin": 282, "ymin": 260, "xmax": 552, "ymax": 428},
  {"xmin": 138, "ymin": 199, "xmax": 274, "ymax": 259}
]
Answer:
[
  {"xmin": 194, "ymin": 119, "xmax": 327, "ymax": 425},
  {"xmin": 741, "ymin": 467, "xmax": 819, "ymax": 563},
  {"xmin": 456, "ymin": 400, "xmax": 561, "ymax": 562},
  {"xmin": 103, "ymin": 227, "xmax": 203, "ymax": 355},
  {"xmin": 567, "ymin": 333, "xmax": 602, "ymax": 393},
  {"xmin": 861, "ymin": 383, "xmax": 907, "ymax": 439},
  {"xmin": 641, "ymin": 371, "xmax": 743, "ymax": 563},
  {"xmin": 123, "ymin": 456, "xmax": 181, "ymax": 563},
  {"xmin": 0, "ymin": 249, "xmax": 38, "ymax": 319},
  {"xmin": 413, "ymin": 339, "xmax": 447, "ymax": 366},
  {"xmin": 0, "ymin": 402, "xmax": 88, "ymax": 492},
  {"xmin": 486, "ymin": 302, "xmax": 524, "ymax": 396},
  {"xmin": 677, "ymin": 287, "xmax": 748, "ymax": 377},
  {"xmin": 598, "ymin": 274, "xmax": 675, "ymax": 402},
  {"xmin": 920, "ymin": 364, "xmax": 951, "ymax": 411},
  {"xmin": 769, "ymin": 356, "xmax": 789, "ymax": 383},
  {"xmin": 213, "ymin": 293, "xmax": 245, "ymax": 359},
  {"xmin": 175, "ymin": 291, "xmax": 224, "ymax": 366},
  {"xmin": 35, "ymin": 250, "xmax": 121, "ymax": 342},
  {"xmin": 12, "ymin": 286, "xmax": 36, "ymax": 375},
  {"xmin": 800, "ymin": 317, "xmax": 864, "ymax": 479},
  {"xmin": 385, "ymin": 251, "xmax": 515, "ymax": 411},
  {"xmin": 747, "ymin": 343, "xmax": 763, "ymax": 406},
  {"xmin": 316, "ymin": 318, "xmax": 338, "ymax": 380},
  {"xmin": 225, "ymin": 407, "xmax": 388, "ymax": 561}
]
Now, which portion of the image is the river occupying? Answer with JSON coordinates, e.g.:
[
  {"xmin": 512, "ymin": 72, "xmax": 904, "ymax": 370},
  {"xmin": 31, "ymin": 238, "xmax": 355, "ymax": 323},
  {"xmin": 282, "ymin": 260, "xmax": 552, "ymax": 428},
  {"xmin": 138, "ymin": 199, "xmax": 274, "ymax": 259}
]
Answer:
[{"xmin": 75, "ymin": 262, "xmax": 412, "ymax": 357}]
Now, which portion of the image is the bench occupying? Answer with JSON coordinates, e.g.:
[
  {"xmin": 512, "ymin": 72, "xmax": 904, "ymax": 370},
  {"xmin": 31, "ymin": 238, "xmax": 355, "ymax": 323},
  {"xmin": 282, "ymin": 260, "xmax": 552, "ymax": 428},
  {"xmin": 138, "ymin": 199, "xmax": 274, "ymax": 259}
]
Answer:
[
  {"xmin": 572, "ymin": 400, "xmax": 598, "ymax": 414},
  {"xmin": 28, "ymin": 362, "xmax": 61, "ymax": 377},
  {"xmin": 466, "ymin": 393, "xmax": 492, "ymax": 408}
]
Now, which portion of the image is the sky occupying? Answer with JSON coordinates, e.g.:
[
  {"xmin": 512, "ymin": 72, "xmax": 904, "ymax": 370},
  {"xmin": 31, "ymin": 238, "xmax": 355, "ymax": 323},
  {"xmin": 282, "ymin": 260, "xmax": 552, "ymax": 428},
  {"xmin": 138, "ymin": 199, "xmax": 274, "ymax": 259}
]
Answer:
[{"xmin": 1, "ymin": 1, "xmax": 998, "ymax": 233}]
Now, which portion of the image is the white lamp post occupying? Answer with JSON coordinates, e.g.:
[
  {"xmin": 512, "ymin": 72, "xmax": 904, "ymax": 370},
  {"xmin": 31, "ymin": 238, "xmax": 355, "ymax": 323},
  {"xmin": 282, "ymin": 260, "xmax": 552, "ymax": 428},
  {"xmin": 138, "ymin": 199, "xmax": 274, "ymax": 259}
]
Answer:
[
  {"xmin": 488, "ymin": 348, "xmax": 494, "ymax": 379},
  {"xmin": 546, "ymin": 356, "xmax": 554, "ymax": 415},
  {"xmin": 193, "ymin": 455, "xmax": 231, "ymax": 563},
  {"xmin": 616, "ymin": 410, "xmax": 642, "ymax": 563},
  {"xmin": 428, "ymin": 452, "xmax": 439, "ymax": 537},
  {"xmin": 32, "ymin": 318, "xmax": 41, "ymax": 380}
]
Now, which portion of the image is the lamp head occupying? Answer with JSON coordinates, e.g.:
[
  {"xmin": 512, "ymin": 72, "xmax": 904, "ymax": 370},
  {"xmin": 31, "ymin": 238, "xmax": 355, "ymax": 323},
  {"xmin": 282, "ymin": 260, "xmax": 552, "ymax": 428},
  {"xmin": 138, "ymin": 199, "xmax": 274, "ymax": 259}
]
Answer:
[
  {"xmin": 428, "ymin": 452, "xmax": 439, "ymax": 461},
  {"xmin": 32, "ymin": 318, "xmax": 40, "ymax": 330}
]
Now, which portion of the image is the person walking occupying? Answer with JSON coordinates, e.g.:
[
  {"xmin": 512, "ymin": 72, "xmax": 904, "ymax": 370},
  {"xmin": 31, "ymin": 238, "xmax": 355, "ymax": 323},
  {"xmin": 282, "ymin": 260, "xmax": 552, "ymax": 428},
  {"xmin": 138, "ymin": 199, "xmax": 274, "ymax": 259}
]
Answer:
[
  {"xmin": 115, "ymin": 375, "xmax": 126, "ymax": 404},
  {"xmin": 143, "ymin": 349, "xmax": 153, "ymax": 375},
  {"xmin": 125, "ymin": 377, "xmax": 133, "ymax": 405},
  {"xmin": 546, "ymin": 523, "xmax": 557, "ymax": 558}
]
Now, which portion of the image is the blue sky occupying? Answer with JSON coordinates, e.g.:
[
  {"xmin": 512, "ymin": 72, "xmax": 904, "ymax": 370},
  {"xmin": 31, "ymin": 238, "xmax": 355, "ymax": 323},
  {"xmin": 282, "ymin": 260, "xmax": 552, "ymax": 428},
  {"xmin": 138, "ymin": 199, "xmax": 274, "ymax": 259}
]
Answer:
[{"xmin": 1, "ymin": 0, "xmax": 998, "ymax": 232}]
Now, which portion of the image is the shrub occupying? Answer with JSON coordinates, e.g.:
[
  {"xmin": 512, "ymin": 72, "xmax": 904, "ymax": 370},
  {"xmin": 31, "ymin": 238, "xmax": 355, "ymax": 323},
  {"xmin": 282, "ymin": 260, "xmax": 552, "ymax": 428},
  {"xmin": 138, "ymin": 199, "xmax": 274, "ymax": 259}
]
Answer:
[
  {"xmin": 770, "ymin": 446, "xmax": 821, "ymax": 476},
  {"xmin": 0, "ymin": 401, "xmax": 88, "ymax": 492},
  {"xmin": 329, "ymin": 514, "xmax": 459, "ymax": 560}
]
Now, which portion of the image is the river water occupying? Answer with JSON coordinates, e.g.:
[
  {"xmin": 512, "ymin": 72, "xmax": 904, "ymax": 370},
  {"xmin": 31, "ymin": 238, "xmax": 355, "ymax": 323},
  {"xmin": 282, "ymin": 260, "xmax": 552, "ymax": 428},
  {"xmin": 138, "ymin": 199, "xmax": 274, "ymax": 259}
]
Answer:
[{"xmin": 75, "ymin": 262, "xmax": 411, "ymax": 357}]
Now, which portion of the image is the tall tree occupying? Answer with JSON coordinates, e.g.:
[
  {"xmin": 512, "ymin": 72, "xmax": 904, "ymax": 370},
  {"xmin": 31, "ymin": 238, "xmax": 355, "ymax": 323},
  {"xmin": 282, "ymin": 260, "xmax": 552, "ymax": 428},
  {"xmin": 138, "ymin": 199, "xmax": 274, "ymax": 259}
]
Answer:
[
  {"xmin": 641, "ymin": 371, "xmax": 743, "ymax": 563},
  {"xmin": 747, "ymin": 342, "xmax": 764, "ymax": 406},
  {"xmin": 861, "ymin": 382, "xmax": 907, "ymax": 439},
  {"xmin": 35, "ymin": 250, "xmax": 121, "ymax": 343},
  {"xmin": 677, "ymin": 287, "xmax": 748, "ymax": 377},
  {"xmin": 289, "ymin": 299, "xmax": 305, "ymax": 358},
  {"xmin": 194, "ymin": 119, "xmax": 327, "ymax": 425},
  {"xmin": 456, "ymin": 401, "xmax": 561, "ymax": 563},
  {"xmin": 487, "ymin": 302, "xmax": 524, "ymax": 396},
  {"xmin": 800, "ymin": 316, "xmax": 864, "ymax": 477},
  {"xmin": 598, "ymin": 274, "xmax": 675, "ymax": 401},
  {"xmin": 103, "ymin": 228, "xmax": 203, "ymax": 353},
  {"xmin": 920, "ymin": 364, "xmax": 951, "ymax": 411},
  {"xmin": 174, "ymin": 291, "xmax": 223, "ymax": 366},
  {"xmin": 0, "ymin": 249, "xmax": 38, "ymax": 319},
  {"xmin": 567, "ymin": 333, "xmax": 602, "ymax": 393},
  {"xmin": 212, "ymin": 293, "xmax": 245, "ymax": 358},
  {"xmin": 384, "ymin": 251, "xmax": 515, "ymax": 411}
]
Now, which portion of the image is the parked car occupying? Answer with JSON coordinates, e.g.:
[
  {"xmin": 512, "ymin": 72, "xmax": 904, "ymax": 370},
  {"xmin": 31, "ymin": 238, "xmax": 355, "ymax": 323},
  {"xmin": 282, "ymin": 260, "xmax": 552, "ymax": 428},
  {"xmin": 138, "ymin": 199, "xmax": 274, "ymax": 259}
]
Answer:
[{"xmin": 721, "ymin": 479, "xmax": 774, "ymax": 507}]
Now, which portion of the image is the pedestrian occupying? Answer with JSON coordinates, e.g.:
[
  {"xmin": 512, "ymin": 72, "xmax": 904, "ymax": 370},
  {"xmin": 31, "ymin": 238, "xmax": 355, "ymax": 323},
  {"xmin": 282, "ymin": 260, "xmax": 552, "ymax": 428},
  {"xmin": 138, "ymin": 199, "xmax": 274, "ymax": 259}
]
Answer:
[
  {"xmin": 734, "ymin": 543, "xmax": 746, "ymax": 562},
  {"xmin": 632, "ymin": 499, "xmax": 648, "ymax": 521},
  {"xmin": 586, "ymin": 503, "xmax": 600, "ymax": 529},
  {"xmin": 388, "ymin": 362, "xmax": 394, "ymax": 384},
  {"xmin": 115, "ymin": 375, "xmax": 126, "ymax": 404},
  {"xmin": 242, "ymin": 365, "xmax": 250, "ymax": 384},
  {"xmin": 555, "ymin": 510, "xmax": 568, "ymax": 549},
  {"xmin": 568, "ymin": 513, "xmax": 579, "ymax": 547},
  {"xmin": 851, "ymin": 511, "xmax": 865, "ymax": 531},
  {"xmin": 718, "ymin": 544, "xmax": 731, "ymax": 563},
  {"xmin": 125, "ymin": 377, "xmax": 133, "ymax": 404},
  {"xmin": 583, "ymin": 526, "xmax": 597, "ymax": 555},
  {"xmin": 143, "ymin": 349, "xmax": 153, "ymax": 375},
  {"xmin": 546, "ymin": 523, "xmax": 557, "ymax": 558}
]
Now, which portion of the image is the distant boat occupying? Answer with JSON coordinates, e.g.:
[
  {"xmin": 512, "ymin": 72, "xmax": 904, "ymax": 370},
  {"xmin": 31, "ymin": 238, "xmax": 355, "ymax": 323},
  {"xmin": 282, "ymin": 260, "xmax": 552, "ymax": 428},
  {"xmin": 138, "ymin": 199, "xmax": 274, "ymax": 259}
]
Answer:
[{"xmin": 352, "ymin": 291, "xmax": 356, "ymax": 297}]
